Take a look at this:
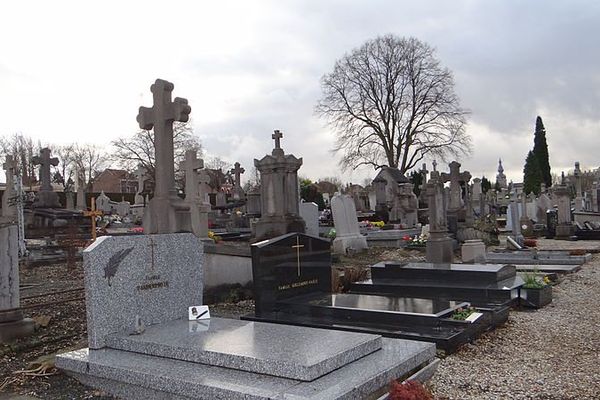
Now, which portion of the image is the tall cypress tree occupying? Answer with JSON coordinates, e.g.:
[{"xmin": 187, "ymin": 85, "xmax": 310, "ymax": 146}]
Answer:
[
  {"xmin": 523, "ymin": 150, "xmax": 542, "ymax": 195},
  {"xmin": 532, "ymin": 116, "xmax": 552, "ymax": 188}
]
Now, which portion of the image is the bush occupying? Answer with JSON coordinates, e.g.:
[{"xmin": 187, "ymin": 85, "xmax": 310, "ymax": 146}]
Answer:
[{"xmin": 389, "ymin": 380, "xmax": 433, "ymax": 400}]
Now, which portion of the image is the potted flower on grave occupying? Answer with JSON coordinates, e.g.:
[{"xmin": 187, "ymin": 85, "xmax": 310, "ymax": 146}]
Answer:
[{"xmin": 520, "ymin": 272, "xmax": 552, "ymax": 308}]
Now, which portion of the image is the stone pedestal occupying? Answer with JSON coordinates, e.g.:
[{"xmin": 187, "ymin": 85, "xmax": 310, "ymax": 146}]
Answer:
[
  {"xmin": 425, "ymin": 234, "xmax": 454, "ymax": 264},
  {"xmin": 253, "ymin": 131, "xmax": 305, "ymax": 242},
  {"xmin": 0, "ymin": 224, "xmax": 34, "ymax": 343},
  {"xmin": 461, "ymin": 239, "xmax": 486, "ymax": 263}
]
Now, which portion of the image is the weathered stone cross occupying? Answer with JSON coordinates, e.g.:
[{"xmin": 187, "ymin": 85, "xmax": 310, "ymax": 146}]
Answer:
[
  {"xmin": 230, "ymin": 162, "xmax": 245, "ymax": 187},
  {"xmin": 32, "ymin": 148, "xmax": 59, "ymax": 191},
  {"xmin": 272, "ymin": 130, "xmax": 283, "ymax": 149},
  {"xmin": 180, "ymin": 150, "xmax": 203, "ymax": 202},
  {"xmin": 441, "ymin": 161, "xmax": 471, "ymax": 211},
  {"xmin": 137, "ymin": 79, "xmax": 191, "ymax": 200}
]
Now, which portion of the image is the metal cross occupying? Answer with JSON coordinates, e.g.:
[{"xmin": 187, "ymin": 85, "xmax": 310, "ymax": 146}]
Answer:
[
  {"xmin": 291, "ymin": 236, "xmax": 305, "ymax": 277},
  {"xmin": 83, "ymin": 197, "xmax": 103, "ymax": 242}
]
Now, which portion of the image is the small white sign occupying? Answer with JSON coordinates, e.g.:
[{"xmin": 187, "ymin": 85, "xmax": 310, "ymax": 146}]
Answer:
[
  {"xmin": 465, "ymin": 312, "xmax": 483, "ymax": 323},
  {"xmin": 188, "ymin": 305, "xmax": 210, "ymax": 321}
]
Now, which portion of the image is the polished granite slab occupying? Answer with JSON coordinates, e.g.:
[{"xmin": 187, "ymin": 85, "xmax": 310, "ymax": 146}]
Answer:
[
  {"xmin": 104, "ymin": 317, "xmax": 382, "ymax": 381},
  {"xmin": 514, "ymin": 264, "xmax": 582, "ymax": 273},
  {"xmin": 297, "ymin": 293, "xmax": 463, "ymax": 317},
  {"xmin": 487, "ymin": 250, "xmax": 591, "ymax": 265},
  {"xmin": 57, "ymin": 337, "xmax": 435, "ymax": 400},
  {"xmin": 370, "ymin": 262, "xmax": 517, "ymax": 284}
]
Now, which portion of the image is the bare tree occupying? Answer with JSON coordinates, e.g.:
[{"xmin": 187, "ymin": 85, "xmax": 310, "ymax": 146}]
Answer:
[
  {"xmin": 0, "ymin": 133, "xmax": 40, "ymax": 186},
  {"xmin": 72, "ymin": 144, "xmax": 108, "ymax": 190},
  {"xmin": 52, "ymin": 144, "xmax": 75, "ymax": 191},
  {"xmin": 111, "ymin": 121, "xmax": 202, "ymax": 185},
  {"xmin": 316, "ymin": 35, "xmax": 471, "ymax": 174}
]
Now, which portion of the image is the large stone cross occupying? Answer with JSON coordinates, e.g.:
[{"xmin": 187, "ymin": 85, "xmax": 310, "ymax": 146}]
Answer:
[
  {"xmin": 32, "ymin": 148, "xmax": 59, "ymax": 191},
  {"xmin": 441, "ymin": 161, "xmax": 471, "ymax": 211},
  {"xmin": 272, "ymin": 130, "xmax": 283, "ymax": 149},
  {"xmin": 180, "ymin": 150, "xmax": 203, "ymax": 202},
  {"xmin": 230, "ymin": 162, "xmax": 245, "ymax": 187},
  {"xmin": 137, "ymin": 79, "xmax": 191, "ymax": 200}
]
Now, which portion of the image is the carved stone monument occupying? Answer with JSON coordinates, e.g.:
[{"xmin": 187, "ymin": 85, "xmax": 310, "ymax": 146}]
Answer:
[
  {"xmin": 180, "ymin": 150, "xmax": 210, "ymax": 241},
  {"xmin": 441, "ymin": 161, "xmax": 471, "ymax": 233},
  {"xmin": 134, "ymin": 165, "xmax": 148, "ymax": 205},
  {"xmin": 32, "ymin": 148, "xmax": 61, "ymax": 208},
  {"xmin": 137, "ymin": 79, "xmax": 192, "ymax": 234},
  {"xmin": 554, "ymin": 184, "xmax": 574, "ymax": 239},
  {"xmin": 0, "ymin": 224, "xmax": 34, "ymax": 342},
  {"xmin": 253, "ymin": 130, "xmax": 305, "ymax": 241},
  {"xmin": 2, "ymin": 156, "xmax": 17, "ymax": 220},
  {"xmin": 230, "ymin": 162, "xmax": 245, "ymax": 200},
  {"xmin": 425, "ymin": 166, "xmax": 453, "ymax": 263},
  {"xmin": 331, "ymin": 194, "xmax": 368, "ymax": 254}
]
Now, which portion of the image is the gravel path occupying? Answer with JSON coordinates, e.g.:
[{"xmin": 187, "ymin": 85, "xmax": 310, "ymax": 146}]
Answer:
[{"xmin": 430, "ymin": 254, "xmax": 600, "ymax": 399}]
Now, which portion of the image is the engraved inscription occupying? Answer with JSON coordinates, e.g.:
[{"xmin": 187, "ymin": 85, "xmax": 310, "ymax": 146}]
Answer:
[{"xmin": 278, "ymin": 279, "xmax": 318, "ymax": 291}]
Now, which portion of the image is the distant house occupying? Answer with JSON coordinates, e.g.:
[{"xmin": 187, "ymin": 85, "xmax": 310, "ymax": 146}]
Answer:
[{"xmin": 92, "ymin": 169, "xmax": 137, "ymax": 194}]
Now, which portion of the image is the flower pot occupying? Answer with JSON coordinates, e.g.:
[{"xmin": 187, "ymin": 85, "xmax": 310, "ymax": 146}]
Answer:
[{"xmin": 520, "ymin": 285, "xmax": 552, "ymax": 308}]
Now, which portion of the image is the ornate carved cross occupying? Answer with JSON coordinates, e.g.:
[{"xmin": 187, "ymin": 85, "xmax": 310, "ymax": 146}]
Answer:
[
  {"xmin": 230, "ymin": 162, "xmax": 245, "ymax": 187},
  {"xmin": 137, "ymin": 79, "xmax": 191, "ymax": 200}
]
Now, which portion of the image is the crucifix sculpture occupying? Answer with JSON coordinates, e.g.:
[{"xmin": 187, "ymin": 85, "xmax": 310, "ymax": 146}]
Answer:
[{"xmin": 272, "ymin": 130, "xmax": 283, "ymax": 149}]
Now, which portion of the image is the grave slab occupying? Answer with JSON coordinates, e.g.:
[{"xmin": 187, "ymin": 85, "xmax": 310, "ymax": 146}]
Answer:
[
  {"xmin": 57, "ymin": 337, "xmax": 435, "ymax": 400},
  {"xmin": 105, "ymin": 317, "xmax": 382, "ymax": 381}
]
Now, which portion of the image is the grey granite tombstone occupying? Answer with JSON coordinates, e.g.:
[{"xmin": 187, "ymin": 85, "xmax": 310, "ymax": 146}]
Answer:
[
  {"xmin": 246, "ymin": 191, "xmax": 262, "ymax": 217},
  {"xmin": 253, "ymin": 130, "xmax": 305, "ymax": 241},
  {"xmin": 180, "ymin": 150, "xmax": 210, "ymax": 241},
  {"xmin": 83, "ymin": 233, "xmax": 203, "ymax": 348},
  {"xmin": 425, "ymin": 168, "xmax": 453, "ymax": 263},
  {"xmin": 2, "ymin": 155, "xmax": 17, "ymax": 219},
  {"xmin": 331, "ymin": 194, "xmax": 368, "ymax": 254},
  {"xmin": 299, "ymin": 201, "xmax": 319, "ymax": 237},
  {"xmin": 134, "ymin": 165, "xmax": 148, "ymax": 205},
  {"xmin": 75, "ymin": 167, "xmax": 86, "ymax": 211},
  {"xmin": 0, "ymin": 224, "xmax": 34, "ymax": 342},
  {"xmin": 554, "ymin": 184, "xmax": 574, "ymax": 239},
  {"xmin": 32, "ymin": 147, "xmax": 61, "ymax": 208},
  {"xmin": 137, "ymin": 79, "xmax": 193, "ymax": 234}
]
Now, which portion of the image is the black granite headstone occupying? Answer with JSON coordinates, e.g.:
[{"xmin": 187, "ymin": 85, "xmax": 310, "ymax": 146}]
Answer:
[{"xmin": 251, "ymin": 233, "xmax": 331, "ymax": 316}]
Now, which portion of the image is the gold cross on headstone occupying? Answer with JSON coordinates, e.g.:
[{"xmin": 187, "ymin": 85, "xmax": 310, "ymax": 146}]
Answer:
[{"xmin": 291, "ymin": 236, "xmax": 305, "ymax": 277}]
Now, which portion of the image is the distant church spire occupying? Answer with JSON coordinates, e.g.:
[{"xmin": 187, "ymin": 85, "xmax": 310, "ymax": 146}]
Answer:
[{"xmin": 498, "ymin": 158, "xmax": 504, "ymax": 174}]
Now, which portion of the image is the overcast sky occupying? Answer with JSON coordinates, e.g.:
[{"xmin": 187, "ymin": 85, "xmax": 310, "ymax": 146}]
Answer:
[{"xmin": 1, "ymin": 0, "xmax": 599, "ymax": 186}]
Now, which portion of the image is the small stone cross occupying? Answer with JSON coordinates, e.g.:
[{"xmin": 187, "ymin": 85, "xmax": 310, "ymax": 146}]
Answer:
[
  {"xmin": 137, "ymin": 79, "xmax": 191, "ymax": 200},
  {"xmin": 230, "ymin": 162, "xmax": 245, "ymax": 187},
  {"xmin": 32, "ymin": 148, "xmax": 59, "ymax": 191},
  {"xmin": 272, "ymin": 130, "xmax": 283, "ymax": 149},
  {"xmin": 432, "ymin": 160, "xmax": 437, "ymax": 172},
  {"xmin": 180, "ymin": 150, "xmax": 204, "ymax": 202}
]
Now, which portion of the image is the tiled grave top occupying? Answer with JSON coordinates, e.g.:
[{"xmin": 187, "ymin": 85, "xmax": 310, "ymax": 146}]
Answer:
[
  {"xmin": 289, "ymin": 293, "xmax": 464, "ymax": 317},
  {"xmin": 57, "ymin": 338, "xmax": 434, "ymax": 400},
  {"xmin": 105, "ymin": 317, "xmax": 382, "ymax": 381}
]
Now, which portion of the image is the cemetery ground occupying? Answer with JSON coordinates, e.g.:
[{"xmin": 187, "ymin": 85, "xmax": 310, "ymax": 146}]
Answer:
[{"xmin": 1, "ymin": 243, "xmax": 599, "ymax": 399}]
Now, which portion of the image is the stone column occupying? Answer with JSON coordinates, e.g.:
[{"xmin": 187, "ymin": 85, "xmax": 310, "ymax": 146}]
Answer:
[
  {"xmin": 0, "ymin": 224, "xmax": 34, "ymax": 342},
  {"xmin": 574, "ymin": 162, "xmax": 583, "ymax": 212}
]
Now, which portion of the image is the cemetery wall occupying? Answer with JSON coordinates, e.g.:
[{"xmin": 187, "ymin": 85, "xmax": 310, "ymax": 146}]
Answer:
[{"xmin": 204, "ymin": 246, "xmax": 252, "ymax": 288}]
